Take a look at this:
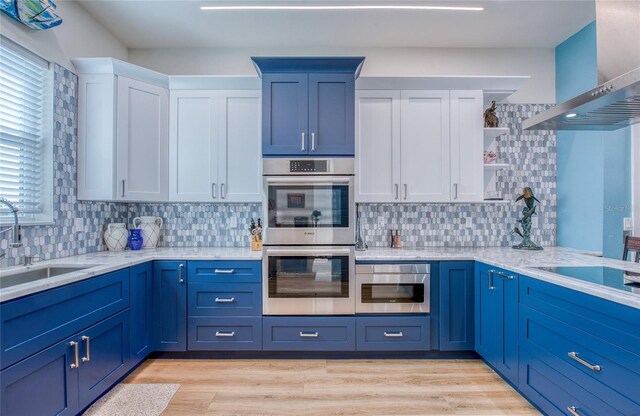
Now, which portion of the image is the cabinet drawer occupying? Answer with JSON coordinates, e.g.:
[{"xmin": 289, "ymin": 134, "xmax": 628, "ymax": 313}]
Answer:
[
  {"xmin": 263, "ymin": 317, "xmax": 355, "ymax": 351},
  {"xmin": 519, "ymin": 347, "xmax": 627, "ymax": 416},
  {"xmin": 0, "ymin": 269, "xmax": 129, "ymax": 370},
  {"xmin": 188, "ymin": 283, "xmax": 261, "ymax": 317},
  {"xmin": 520, "ymin": 305, "xmax": 640, "ymax": 410},
  {"xmin": 188, "ymin": 261, "xmax": 261, "ymax": 283},
  {"xmin": 356, "ymin": 316, "xmax": 430, "ymax": 351},
  {"xmin": 188, "ymin": 317, "xmax": 262, "ymax": 351}
]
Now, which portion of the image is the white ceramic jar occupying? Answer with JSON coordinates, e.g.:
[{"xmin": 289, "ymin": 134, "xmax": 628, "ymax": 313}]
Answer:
[
  {"xmin": 104, "ymin": 223, "xmax": 128, "ymax": 251},
  {"xmin": 132, "ymin": 216, "xmax": 163, "ymax": 249}
]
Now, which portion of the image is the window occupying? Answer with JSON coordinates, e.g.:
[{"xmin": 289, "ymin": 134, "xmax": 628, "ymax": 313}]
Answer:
[{"xmin": 0, "ymin": 37, "xmax": 53, "ymax": 224}]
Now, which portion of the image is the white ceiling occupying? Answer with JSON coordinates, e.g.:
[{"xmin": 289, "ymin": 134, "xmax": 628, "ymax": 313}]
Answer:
[{"xmin": 75, "ymin": 0, "xmax": 595, "ymax": 49}]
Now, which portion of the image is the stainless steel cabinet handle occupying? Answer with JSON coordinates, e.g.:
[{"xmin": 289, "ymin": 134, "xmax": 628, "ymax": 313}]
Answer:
[
  {"xmin": 221, "ymin": 183, "xmax": 226, "ymax": 199},
  {"xmin": 301, "ymin": 132, "xmax": 306, "ymax": 152},
  {"xmin": 212, "ymin": 183, "xmax": 217, "ymax": 199},
  {"xmin": 70, "ymin": 341, "xmax": 79, "ymax": 369},
  {"xmin": 299, "ymin": 332, "xmax": 319, "ymax": 338},
  {"xmin": 214, "ymin": 297, "xmax": 235, "ymax": 303},
  {"xmin": 121, "ymin": 180, "xmax": 125, "ymax": 198},
  {"xmin": 494, "ymin": 270, "xmax": 515, "ymax": 280},
  {"xmin": 404, "ymin": 184, "xmax": 408, "ymax": 200},
  {"xmin": 178, "ymin": 263, "xmax": 185, "ymax": 284},
  {"xmin": 311, "ymin": 132, "xmax": 316, "ymax": 152},
  {"xmin": 214, "ymin": 269, "xmax": 235, "ymax": 274},
  {"xmin": 81, "ymin": 336, "xmax": 91, "ymax": 362},
  {"xmin": 453, "ymin": 183, "xmax": 458, "ymax": 199},
  {"xmin": 384, "ymin": 331, "xmax": 404, "ymax": 338},
  {"xmin": 215, "ymin": 331, "xmax": 235, "ymax": 337},
  {"xmin": 488, "ymin": 270, "xmax": 496, "ymax": 290},
  {"xmin": 568, "ymin": 352, "xmax": 601, "ymax": 371},
  {"xmin": 567, "ymin": 406, "xmax": 581, "ymax": 416},
  {"xmin": 395, "ymin": 184, "xmax": 399, "ymax": 200}
]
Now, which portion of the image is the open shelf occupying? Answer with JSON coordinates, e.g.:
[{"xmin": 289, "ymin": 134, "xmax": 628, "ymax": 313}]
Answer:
[{"xmin": 483, "ymin": 127, "xmax": 510, "ymax": 140}]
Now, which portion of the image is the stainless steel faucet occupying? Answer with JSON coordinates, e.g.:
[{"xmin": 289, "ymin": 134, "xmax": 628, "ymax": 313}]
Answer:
[{"xmin": 0, "ymin": 197, "xmax": 23, "ymax": 248}]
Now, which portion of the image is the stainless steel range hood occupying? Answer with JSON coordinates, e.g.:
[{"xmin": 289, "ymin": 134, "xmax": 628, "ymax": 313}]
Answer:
[{"xmin": 523, "ymin": 0, "xmax": 640, "ymax": 131}]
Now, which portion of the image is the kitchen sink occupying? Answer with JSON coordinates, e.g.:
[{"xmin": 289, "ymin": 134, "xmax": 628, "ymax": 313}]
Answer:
[{"xmin": 0, "ymin": 266, "xmax": 94, "ymax": 289}]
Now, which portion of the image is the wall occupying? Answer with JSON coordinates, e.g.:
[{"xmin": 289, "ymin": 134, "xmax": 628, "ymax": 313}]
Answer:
[
  {"xmin": 129, "ymin": 46, "xmax": 555, "ymax": 104},
  {"xmin": 555, "ymin": 21, "xmax": 632, "ymax": 258},
  {"xmin": 359, "ymin": 104, "xmax": 557, "ymax": 247},
  {"xmin": 634, "ymin": 124, "xmax": 640, "ymax": 237},
  {"xmin": 0, "ymin": 0, "xmax": 127, "ymax": 70}
]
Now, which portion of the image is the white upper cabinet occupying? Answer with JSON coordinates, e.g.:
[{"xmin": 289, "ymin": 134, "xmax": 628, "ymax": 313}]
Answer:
[
  {"xmin": 400, "ymin": 90, "xmax": 451, "ymax": 202},
  {"xmin": 76, "ymin": 59, "xmax": 169, "ymax": 202},
  {"xmin": 355, "ymin": 89, "xmax": 484, "ymax": 203},
  {"xmin": 169, "ymin": 90, "xmax": 261, "ymax": 203},
  {"xmin": 450, "ymin": 90, "xmax": 484, "ymax": 202},
  {"xmin": 355, "ymin": 90, "xmax": 401, "ymax": 203},
  {"xmin": 117, "ymin": 77, "xmax": 169, "ymax": 202}
]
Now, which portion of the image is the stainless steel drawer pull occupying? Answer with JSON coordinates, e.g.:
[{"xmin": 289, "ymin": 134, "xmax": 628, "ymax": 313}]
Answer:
[
  {"xmin": 299, "ymin": 332, "xmax": 319, "ymax": 338},
  {"xmin": 384, "ymin": 331, "xmax": 404, "ymax": 338},
  {"xmin": 121, "ymin": 180, "xmax": 125, "ymax": 198},
  {"xmin": 311, "ymin": 132, "xmax": 316, "ymax": 152},
  {"xmin": 214, "ymin": 269, "xmax": 235, "ymax": 274},
  {"xmin": 215, "ymin": 331, "xmax": 235, "ymax": 337},
  {"xmin": 212, "ymin": 183, "xmax": 217, "ymax": 199},
  {"xmin": 395, "ymin": 184, "xmax": 399, "ymax": 200},
  {"xmin": 301, "ymin": 132, "xmax": 306, "ymax": 152},
  {"xmin": 81, "ymin": 336, "xmax": 90, "ymax": 362},
  {"xmin": 567, "ymin": 406, "xmax": 581, "ymax": 416},
  {"xmin": 568, "ymin": 352, "xmax": 601, "ymax": 371},
  {"xmin": 178, "ymin": 264, "xmax": 185, "ymax": 284},
  {"xmin": 488, "ymin": 270, "xmax": 496, "ymax": 290},
  {"xmin": 69, "ymin": 341, "xmax": 79, "ymax": 369},
  {"xmin": 214, "ymin": 297, "xmax": 236, "ymax": 303},
  {"xmin": 494, "ymin": 270, "xmax": 515, "ymax": 280}
]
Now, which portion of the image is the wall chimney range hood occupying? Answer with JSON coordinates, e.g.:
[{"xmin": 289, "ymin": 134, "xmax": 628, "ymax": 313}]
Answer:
[{"xmin": 523, "ymin": 0, "xmax": 640, "ymax": 131}]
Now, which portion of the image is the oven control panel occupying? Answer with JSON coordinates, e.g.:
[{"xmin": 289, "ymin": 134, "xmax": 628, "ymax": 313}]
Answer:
[{"xmin": 289, "ymin": 160, "xmax": 329, "ymax": 173}]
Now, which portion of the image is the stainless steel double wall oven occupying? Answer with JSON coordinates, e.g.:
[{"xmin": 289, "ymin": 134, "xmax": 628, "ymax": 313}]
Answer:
[{"xmin": 262, "ymin": 158, "xmax": 356, "ymax": 315}]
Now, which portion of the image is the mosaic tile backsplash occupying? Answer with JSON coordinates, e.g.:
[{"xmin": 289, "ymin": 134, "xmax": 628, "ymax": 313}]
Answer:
[
  {"xmin": 359, "ymin": 104, "xmax": 557, "ymax": 248},
  {"xmin": 0, "ymin": 65, "xmax": 556, "ymax": 266}
]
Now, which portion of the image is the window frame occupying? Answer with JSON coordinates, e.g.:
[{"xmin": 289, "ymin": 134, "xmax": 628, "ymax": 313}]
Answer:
[{"xmin": 0, "ymin": 36, "xmax": 54, "ymax": 226}]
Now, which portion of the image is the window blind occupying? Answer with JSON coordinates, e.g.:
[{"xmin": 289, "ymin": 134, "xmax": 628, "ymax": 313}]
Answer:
[{"xmin": 0, "ymin": 37, "xmax": 52, "ymax": 221}]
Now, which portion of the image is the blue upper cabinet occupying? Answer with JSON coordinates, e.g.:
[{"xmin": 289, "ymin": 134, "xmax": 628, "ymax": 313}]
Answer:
[{"xmin": 253, "ymin": 57, "xmax": 364, "ymax": 157}]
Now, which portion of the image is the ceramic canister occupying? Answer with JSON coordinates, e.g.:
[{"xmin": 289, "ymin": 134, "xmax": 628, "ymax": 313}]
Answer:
[
  {"xmin": 132, "ymin": 216, "xmax": 163, "ymax": 249},
  {"xmin": 104, "ymin": 223, "xmax": 128, "ymax": 251}
]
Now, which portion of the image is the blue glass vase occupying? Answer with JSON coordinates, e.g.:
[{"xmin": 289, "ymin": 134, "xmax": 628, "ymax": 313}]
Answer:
[{"xmin": 128, "ymin": 229, "xmax": 144, "ymax": 251}]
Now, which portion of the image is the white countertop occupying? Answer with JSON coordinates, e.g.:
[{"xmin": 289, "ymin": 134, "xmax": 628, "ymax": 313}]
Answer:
[{"xmin": 2, "ymin": 246, "xmax": 640, "ymax": 309}]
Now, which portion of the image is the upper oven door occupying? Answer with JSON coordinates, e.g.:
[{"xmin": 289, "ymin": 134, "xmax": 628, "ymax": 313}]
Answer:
[
  {"xmin": 263, "ymin": 176, "xmax": 354, "ymax": 245},
  {"xmin": 263, "ymin": 246, "xmax": 356, "ymax": 315}
]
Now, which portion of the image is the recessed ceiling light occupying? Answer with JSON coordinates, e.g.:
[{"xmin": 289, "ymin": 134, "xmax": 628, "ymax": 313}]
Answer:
[
  {"xmin": 200, "ymin": 5, "xmax": 484, "ymax": 11},
  {"xmin": 565, "ymin": 113, "xmax": 578, "ymax": 118}
]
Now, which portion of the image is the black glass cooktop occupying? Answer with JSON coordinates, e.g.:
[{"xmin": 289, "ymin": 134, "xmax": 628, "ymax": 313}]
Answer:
[{"xmin": 534, "ymin": 266, "xmax": 640, "ymax": 294}]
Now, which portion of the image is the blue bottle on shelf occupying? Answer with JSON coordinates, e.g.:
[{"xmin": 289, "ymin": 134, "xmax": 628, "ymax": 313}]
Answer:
[{"xmin": 129, "ymin": 229, "xmax": 144, "ymax": 251}]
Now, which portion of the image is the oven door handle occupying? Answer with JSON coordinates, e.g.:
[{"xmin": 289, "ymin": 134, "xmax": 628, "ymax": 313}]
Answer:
[
  {"xmin": 265, "ymin": 248, "xmax": 353, "ymax": 256},
  {"xmin": 265, "ymin": 176, "xmax": 352, "ymax": 185}
]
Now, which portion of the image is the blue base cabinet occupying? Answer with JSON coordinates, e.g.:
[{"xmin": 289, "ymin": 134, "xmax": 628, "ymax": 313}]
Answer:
[
  {"xmin": 474, "ymin": 263, "xmax": 518, "ymax": 385},
  {"xmin": 439, "ymin": 262, "xmax": 474, "ymax": 351},
  {"xmin": 356, "ymin": 316, "xmax": 430, "ymax": 351},
  {"xmin": 153, "ymin": 261, "xmax": 187, "ymax": 351},
  {"xmin": 130, "ymin": 262, "xmax": 153, "ymax": 364},
  {"xmin": 263, "ymin": 317, "xmax": 356, "ymax": 351},
  {"xmin": 188, "ymin": 317, "xmax": 262, "ymax": 351}
]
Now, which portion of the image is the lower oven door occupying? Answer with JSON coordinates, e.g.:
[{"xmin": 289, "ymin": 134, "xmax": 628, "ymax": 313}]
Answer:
[
  {"xmin": 356, "ymin": 274, "xmax": 430, "ymax": 314},
  {"xmin": 263, "ymin": 246, "xmax": 356, "ymax": 315}
]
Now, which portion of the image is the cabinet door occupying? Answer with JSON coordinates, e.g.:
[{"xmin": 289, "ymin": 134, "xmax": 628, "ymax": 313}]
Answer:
[
  {"xmin": 355, "ymin": 90, "xmax": 401, "ymax": 203},
  {"xmin": 1, "ymin": 336, "xmax": 78, "ymax": 416},
  {"xmin": 117, "ymin": 76, "xmax": 169, "ymax": 201},
  {"xmin": 400, "ymin": 90, "xmax": 451, "ymax": 202},
  {"xmin": 450, "ymin": 90, "xmax": 483, "ymax": 202},
  {"xmin": 78, "ymin": 310, "xmax": 130, "ymax": 409},
  {"xmin": 130, "ymin": 262, "xmax": 153, "ymax": 365},
  {"xmin": 169, "ymin": 91, "xmax": 218, "ymax": 202},
  {"xmin": 77, "ymin": 74, "xmax": 117, "ymax": 201},
  {"xmin": 217, "ymin": 91, "xmax": 262, "ymax": 202},
  {"xmin": 494, "ymin": 270, "xmax": 519, "ymax": 385},
  {"xmin": 475, "ymin": 263, "xmax": 496, "ymax": 363},
  {"xmin": 262, "ymin": 73, "xmax": 308, "ymax": 156},
  {"xmin": 153, "ymin": 261, "xmax": 187, "ymax": 351},
  {"xmin": 308, "ymin": 73, "xmax": 355, "ymax": 156},
  {"xmin": 439, "ymin": 262, "xmax": 475, "ymax": 351}
]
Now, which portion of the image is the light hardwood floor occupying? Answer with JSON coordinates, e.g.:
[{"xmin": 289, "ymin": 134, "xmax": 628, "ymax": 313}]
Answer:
[{"xmin": 124, "ymin": 358, "xmax": 539, "ymax": 416}]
